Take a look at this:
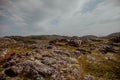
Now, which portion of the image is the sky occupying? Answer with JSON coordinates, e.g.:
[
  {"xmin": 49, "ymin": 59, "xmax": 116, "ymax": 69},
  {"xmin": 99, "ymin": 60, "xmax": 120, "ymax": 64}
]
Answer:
[{"xmin": 0, "ymin": 0, "xmax": 120, "ymax": 36}]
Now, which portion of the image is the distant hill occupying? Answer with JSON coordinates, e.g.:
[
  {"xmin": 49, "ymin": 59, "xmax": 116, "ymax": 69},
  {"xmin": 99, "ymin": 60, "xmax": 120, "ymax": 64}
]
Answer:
[{"xmin": 107, "ymin": 32, "xmax": 120, "ymax": 37}]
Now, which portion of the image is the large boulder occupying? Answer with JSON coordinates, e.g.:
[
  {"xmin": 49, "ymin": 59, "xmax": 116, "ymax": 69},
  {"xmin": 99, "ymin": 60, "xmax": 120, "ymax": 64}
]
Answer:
[
  {"xmin": 99, "ymin": 45, "xmax": 116, "ymax": 53},
  {"xmin": 4, "ymin": 59, "xmax": 54, "ymax": 79},
  {"xmin": 67, "ymin": 39, "xmax": 82, "ymax": 47},
  {"xmin": 110, "ymin": 36, "xmax": 120, "ymax": 43}
]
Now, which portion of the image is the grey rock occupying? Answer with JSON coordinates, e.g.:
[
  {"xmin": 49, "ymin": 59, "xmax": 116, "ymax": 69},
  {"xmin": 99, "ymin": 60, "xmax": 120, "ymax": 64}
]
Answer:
[
  {"xmin": 5, "ymin": 65, "xmax": 23, "ymax": 77},
  {"xmin": 84, "ymin": 75, "xmax": 96, "ymax": 80},
  {"xmin": 67, "ymin": 39, "xmax": 82, "ymax": 47},
  {"xmin": 0, "ymin": 72, "xmax": 6, "ymax": 80},
  {"xmin": 99, "ymin": 45, "xmax": 116, "ymax": 53},
  {"xmin": 76, "ymin": 48, "xmax": 91, "ymax": 55}
]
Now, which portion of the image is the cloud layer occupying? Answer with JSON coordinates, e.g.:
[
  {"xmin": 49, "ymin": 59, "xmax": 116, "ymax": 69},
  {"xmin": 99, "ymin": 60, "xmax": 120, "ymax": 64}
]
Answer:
[{"xmin": 0, "ymin": 0, "xmax": 120, "ymax": 36}]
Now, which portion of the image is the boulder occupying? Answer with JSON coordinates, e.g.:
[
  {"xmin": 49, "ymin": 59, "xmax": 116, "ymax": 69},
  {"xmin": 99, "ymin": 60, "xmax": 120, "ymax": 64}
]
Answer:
[
  {"xmin": 67, "ymin": 39, "xmax": 82, "ymax": 47},
  {"xmin": 49, "ymin": 39, "xmax": 58, "ymax": 45},
  {"xmin": 50, "ymin": 71, "xmax": 65, "ymax": 80},
  {"xmin": 76, "ymin": 48, "xmax": 91, "ymax": 54},
  {"xmin": 110, "ymin": 36, "xmax": 120, "ymax": 43},
  {"xmin": 62, "ymin": 64, "xmax": 81, "ymax": 80},
  {"xmin": 0, "ymin": 72, "xmax": 6, "ymax": 80},
  {"xmin": 5, "ymin": 65, "xmax": 23, "ymax": 77},
  {"xmin": 46, "ymin": 45, "xmax": 53, "ymax": 49},
  {"xmin": 29, "ymin": 68, "xmax": 44, "ymax": 80},
  {"xmin": 99, "ymin": 45, "xmax": 116, "ymax": 53}
]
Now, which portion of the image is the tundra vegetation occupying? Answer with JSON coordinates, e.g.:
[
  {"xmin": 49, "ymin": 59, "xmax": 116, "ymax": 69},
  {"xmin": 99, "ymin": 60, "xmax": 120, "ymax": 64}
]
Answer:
[{"xmin": 0, "ymin": 32, "xmax": 120, "ymax": 80}]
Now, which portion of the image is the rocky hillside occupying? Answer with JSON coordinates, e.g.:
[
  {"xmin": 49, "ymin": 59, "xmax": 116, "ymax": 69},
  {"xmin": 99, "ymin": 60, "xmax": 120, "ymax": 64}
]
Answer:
[{"xmin": 0, "ymin": 32, "xmax": 120, "ymax": 80}]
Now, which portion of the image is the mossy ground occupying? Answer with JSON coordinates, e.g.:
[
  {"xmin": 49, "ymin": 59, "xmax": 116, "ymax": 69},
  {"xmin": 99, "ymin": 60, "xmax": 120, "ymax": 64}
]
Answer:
[
  {"xmin": 55, "ymin": 39, "xmax": 120, "ymax": 80},
  {"xmin": 0, "ymin": 35, "xmax": 120, "ymax": 80}
]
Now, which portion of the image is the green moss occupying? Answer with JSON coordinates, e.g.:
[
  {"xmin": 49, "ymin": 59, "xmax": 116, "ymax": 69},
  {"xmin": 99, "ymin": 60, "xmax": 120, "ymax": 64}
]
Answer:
[
  {"xmin": 0, "ymin": 68, "xmax": 4, "ymax": 72},
  {"xmin": 9, "ymin": 48, "xmax": 33, "ymax": 53},
  {"xmin": 78, "ymin": 52, "xmax": 120, "ymax": 79}
]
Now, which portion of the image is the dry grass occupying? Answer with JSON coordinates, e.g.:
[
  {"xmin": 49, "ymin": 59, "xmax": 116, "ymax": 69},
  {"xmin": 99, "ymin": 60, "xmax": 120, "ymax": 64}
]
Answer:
[{"xmin": 78, "ymin": 52, "xmax": 120, "ymax": 80}]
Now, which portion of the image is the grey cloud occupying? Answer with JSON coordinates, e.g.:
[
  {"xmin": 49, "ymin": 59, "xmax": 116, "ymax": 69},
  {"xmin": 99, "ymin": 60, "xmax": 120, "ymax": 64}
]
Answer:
[
  {"xmin": 0, "ymin": 27, "xmax": 3, "ymax": 35},
  {"xmin": 80, "ymin": 0, "xmax": 104, "ymax": 14},
  {"xmin": 0, "ymin": 0, "xmax": 120, "ymax": 36},
  {"xmin": 106, "ymin": 0, "xmax": 120, "ymax": 6},
  {"xmin": 0, "ymin": 0, "xmax": 8, "ymax": 5},
  {"xmin": 1, "ymin": 0, "xmax": 80, "ymax": 28},
  {"xmin": 41, "ymin": 0, "xmax": 80, "ymax": 12}
]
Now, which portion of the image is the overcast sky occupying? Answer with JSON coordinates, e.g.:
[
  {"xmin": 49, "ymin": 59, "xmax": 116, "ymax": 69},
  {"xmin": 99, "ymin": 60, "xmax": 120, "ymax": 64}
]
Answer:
[{"xmin": 0, "ymin": 0, "xmax": 120, "ymax": 36}]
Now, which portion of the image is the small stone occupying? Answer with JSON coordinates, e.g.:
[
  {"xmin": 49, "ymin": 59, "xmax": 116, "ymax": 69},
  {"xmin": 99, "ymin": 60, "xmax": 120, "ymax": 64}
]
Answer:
[{"xmin": 84, "ymin": 75, "xmax": 96, "ymax": 80}]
